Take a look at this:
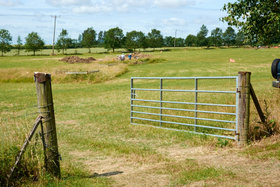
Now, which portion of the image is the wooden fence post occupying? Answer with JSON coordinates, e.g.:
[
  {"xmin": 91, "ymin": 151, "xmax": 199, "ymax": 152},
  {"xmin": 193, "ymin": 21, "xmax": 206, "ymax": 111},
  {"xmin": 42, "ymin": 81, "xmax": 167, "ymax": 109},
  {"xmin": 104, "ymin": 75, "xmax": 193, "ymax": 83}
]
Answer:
[
  {"xmin": 34, "ymin": 72, "xmax": 61, "ymax": 178},
  {"xmin": 238, "ymin": 72, "xmax": 251, "ymax": 146}
]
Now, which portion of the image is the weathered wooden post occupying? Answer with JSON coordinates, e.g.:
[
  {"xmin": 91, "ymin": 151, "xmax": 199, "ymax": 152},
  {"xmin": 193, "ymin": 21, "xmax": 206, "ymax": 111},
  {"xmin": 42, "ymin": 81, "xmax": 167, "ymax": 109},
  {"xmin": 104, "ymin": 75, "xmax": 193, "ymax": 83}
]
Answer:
[
  {"xmin": 34, "ymin": 72, "xmax": 60, "ymax": 178},
  {"xmin": 238, "ymin": 72, "xmax": 251, "ymax": 146}
]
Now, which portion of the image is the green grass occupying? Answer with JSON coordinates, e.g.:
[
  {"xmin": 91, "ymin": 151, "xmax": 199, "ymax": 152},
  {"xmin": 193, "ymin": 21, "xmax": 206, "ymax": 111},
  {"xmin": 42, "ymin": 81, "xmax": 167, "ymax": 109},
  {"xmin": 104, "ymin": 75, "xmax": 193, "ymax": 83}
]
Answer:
[
  {"xmin": 162, "ymin": 159, "xmax": 227, "ymax": 185},
  {"xmin": 243, "ymin": 138, "xmax": 280, "ymax": 160},
  {"xmin": 1, "ymin": 47, "xmax": 280, "ymax": 186}
]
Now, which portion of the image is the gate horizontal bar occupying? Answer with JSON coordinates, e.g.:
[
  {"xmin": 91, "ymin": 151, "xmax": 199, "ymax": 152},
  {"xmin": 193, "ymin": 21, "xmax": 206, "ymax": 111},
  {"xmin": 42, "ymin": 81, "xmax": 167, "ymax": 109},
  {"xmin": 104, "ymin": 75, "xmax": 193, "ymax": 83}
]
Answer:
[
  {"xmin": 131, "ymin": 123, "xmax": 236, "ymax": 140},
  {"xmin": 131, "ymin": 104, "xmax": 236, "ymax": 115},
  {"xmin": 131, "ymin": 117, "xmax": 235, "ymax": 131},
  {"xmin": 131, "ymin": 88, "xmax": 236, "ymax": 94},
  {"xmin": 132, "ymin": 111, "xmax": 235, "ymax": 123},
  {"xmin": 131, "ymin": 76, "xmax": 238, "ymax": 80},
  {"xmin": 132, "ymin": 99, "xmax": 236, "ymax": 107}
]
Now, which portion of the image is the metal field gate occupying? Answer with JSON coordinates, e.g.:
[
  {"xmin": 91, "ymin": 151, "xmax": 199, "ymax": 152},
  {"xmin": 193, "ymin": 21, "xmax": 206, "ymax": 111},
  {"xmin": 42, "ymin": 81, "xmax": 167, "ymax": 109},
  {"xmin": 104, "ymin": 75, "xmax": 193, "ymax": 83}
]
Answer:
[{"xmin": 130, "ymin": 76, "xmax": 239, "ymax": 140}]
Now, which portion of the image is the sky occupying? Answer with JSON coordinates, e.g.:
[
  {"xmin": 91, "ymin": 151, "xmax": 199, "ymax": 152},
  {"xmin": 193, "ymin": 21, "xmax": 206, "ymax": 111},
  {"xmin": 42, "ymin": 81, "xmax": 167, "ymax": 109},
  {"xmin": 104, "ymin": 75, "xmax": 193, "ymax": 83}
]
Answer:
[{"xmin": 0, "ymin": 0, "xmax": 234, "ymax": 44}]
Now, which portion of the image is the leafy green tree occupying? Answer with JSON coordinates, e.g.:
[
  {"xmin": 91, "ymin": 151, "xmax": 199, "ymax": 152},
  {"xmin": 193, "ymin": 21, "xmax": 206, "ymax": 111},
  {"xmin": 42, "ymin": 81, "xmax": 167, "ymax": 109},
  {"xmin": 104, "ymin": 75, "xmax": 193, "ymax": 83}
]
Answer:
[
  {"xmin": 222, "ymin": 0, "xmax": 280, "ymax": 45},
  {"xmin": 25, "ymin": 32, "xmax": 44, "ymax": 56},
  {"xmin": 16, "ymin": 36, "xmax": 22, "ymax": 55},
  {"xmin": 0, "ymin": 29, "xmax": 12, "ymax": 56},
  {"xmin": 185, "ymin": 34, "xmax": 197, "ymax": 47},
  {"xmin": 147, "ymin": 29, "xmax": 164, "ymax": 49},
  {"xmin": 125, "ymin": 31, "xmax": 145, "ymax": 51},
  {"xmin": 81, "ymin": 27, "xmax": 96, "ymax": 53},
  {"xmin": 210, "ymin": 28, "xmax": 223, "ymax": 47},
  {"xmin": 77, "ymin": 34, "xmax": 82, "ymax": 48},
  {"xmin": 56, "ymin": 29, "xmax": 72, "ymax": 54},
  {"xmin": 104, "ymin": 27, "xmax": 124, "ymax": 52},
  {"xmin": 235, "ymin": 30, "xmax": 245, "ymax": 46},
  {"xmin": 164, "ymin": 36, "xmax": 174, "ymax": 47},
  {"xmin": 163, "ymin": 36, "xmax": 184, "ymax": 47},
  {"xmin": 97, "ymin": 31, "xmax": 105, "ymax": 47},
  {"xmin": 223, "ymin": 27, "xmax": 236, "ymax": 47},
  {"xmin": 175, "ymin": 38, "xmax": 185, "ymax": 47},
  {"xmin": 196, "ymin": 25, "xmax": 209, "ymax": 46}
]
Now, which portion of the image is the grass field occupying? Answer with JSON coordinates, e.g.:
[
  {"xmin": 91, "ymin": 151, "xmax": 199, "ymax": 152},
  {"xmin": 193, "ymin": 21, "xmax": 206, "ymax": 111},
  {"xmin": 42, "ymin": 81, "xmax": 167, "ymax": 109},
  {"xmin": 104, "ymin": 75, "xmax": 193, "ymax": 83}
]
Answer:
[{"xmin": 1, "ymin": 47, "xmax": 280, "ymax": 186}]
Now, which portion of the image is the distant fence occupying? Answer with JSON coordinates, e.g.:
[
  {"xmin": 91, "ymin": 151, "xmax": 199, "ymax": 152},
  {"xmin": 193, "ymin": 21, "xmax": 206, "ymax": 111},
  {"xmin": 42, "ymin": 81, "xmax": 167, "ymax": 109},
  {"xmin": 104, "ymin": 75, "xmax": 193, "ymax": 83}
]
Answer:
[{"xmin": 130, "ymin": 72, "xmax": 255, "ymax": 144}]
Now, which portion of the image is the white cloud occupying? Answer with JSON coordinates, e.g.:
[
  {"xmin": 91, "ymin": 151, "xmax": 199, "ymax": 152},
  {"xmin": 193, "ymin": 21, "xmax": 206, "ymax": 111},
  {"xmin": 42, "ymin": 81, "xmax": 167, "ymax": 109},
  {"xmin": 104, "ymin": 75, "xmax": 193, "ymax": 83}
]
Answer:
[
  {"xmin": 73, "ymin": 5, "xmax": 113, "ymax": 13},
  {"xmin": 163, "ymin": 17, "xmax": 186, "ymax": 26},
  {"xmin": 50, "ymin": 0, "xmax": 196, "ymax": 14},
  {"xmin": 0, "ymin": 0, "xmax": 20, "ymax": 6},
  {"xmin": 47, "ymin": 0, "xmax": 91, "ymax": 6},
  {"xmin": 111, "ymin": 0, "xmax": 149, "ymax": 7},
  {"xmin": 71, "ymin": 0, "xmax": 149, "ymax": 13},
  {"xmin": 154, "ymin": 0, "xmax": 195, "ymax": 8}
]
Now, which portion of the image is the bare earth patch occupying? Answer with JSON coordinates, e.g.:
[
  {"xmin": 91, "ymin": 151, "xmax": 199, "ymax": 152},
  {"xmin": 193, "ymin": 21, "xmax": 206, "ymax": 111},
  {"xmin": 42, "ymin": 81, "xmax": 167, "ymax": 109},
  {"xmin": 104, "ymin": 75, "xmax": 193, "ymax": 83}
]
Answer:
[{"xmin": 70, "ymin": 151, "xmax": 171, "ymax": 187}]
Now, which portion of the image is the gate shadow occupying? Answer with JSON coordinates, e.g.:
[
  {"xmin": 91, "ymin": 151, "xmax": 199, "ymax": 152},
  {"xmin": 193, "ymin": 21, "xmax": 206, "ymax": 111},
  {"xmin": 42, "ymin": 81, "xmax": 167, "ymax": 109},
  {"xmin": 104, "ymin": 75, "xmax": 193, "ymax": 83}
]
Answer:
[{"xmin": 89, "ymin": 171, "xmax": 123, "ymax": 178}]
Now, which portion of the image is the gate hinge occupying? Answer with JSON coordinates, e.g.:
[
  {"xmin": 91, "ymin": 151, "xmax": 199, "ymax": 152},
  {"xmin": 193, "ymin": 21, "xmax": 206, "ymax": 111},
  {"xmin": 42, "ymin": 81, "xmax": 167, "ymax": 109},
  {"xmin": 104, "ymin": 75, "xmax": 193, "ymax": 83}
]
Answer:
[
  {"xmin": 236, "ymin": 88, "xmax": 240, "ymax": 94},
  {"xmin": 235, "ymin": 131, "xmax": 240, "ymax": 135}
]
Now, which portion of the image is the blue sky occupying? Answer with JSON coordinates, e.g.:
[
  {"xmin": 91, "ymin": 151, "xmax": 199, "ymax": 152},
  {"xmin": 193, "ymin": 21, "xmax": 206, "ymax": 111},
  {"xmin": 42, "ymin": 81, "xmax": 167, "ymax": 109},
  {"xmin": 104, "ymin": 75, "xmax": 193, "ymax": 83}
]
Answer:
[{"xmin": 0, "ymin": 0, "xmax": 234, "ymax": 44}]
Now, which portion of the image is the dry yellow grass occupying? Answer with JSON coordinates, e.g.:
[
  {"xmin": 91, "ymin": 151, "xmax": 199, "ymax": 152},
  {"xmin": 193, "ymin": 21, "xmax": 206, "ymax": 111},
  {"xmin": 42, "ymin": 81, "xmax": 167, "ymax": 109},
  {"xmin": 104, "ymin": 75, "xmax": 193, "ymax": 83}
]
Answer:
[{"xmin": 0, "ymin": 61, "xmax": 128, "ymax": 83}]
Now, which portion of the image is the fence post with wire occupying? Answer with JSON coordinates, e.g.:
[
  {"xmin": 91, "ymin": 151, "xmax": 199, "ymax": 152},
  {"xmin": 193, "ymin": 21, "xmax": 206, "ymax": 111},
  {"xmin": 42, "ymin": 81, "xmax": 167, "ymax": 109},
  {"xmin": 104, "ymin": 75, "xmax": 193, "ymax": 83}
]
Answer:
[{"xmin": 34, "ymin": 72, "xmax": 61, "ymax": 178}]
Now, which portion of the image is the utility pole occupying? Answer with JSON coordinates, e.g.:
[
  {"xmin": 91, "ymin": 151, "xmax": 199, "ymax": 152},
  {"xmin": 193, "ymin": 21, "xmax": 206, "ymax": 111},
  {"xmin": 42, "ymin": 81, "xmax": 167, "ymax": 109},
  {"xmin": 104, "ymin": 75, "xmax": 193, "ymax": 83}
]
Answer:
[
  {"xmin": 174, "ymin": 29, "xmax": 177, "ymax": 48},
  {"xmin": 51, "ymin": 15, "xmax": 57, "ymax": 56}
]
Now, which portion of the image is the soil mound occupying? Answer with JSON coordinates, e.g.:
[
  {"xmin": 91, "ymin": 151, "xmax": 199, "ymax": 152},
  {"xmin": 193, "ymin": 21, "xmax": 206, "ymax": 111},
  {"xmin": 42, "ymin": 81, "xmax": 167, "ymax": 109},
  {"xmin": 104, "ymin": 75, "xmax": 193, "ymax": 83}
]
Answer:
[{"xmin": 60, "ymin": 56, "xmax": 96, "ymax": 64}]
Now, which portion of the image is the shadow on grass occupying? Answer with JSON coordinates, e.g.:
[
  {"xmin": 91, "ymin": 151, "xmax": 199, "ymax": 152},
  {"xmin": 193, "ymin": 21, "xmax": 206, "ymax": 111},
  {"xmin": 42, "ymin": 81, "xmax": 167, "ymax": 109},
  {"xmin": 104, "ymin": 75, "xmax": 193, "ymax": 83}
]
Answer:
[
  {"xmin": 90, "ymin": 171, "xmax": 124, "ymax": 178},
  {"xmin": 61, "ymin": 171, "xmax": 123, "ymax": 181}
]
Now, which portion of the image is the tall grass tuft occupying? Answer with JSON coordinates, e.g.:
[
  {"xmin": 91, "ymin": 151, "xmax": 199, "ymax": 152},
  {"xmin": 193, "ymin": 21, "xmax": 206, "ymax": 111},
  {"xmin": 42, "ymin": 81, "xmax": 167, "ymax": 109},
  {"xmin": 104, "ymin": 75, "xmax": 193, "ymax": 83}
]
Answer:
[
  {"xmin": 249, "ymin": 100, "xmax": 280, "ymax": 141},
  {"xmin": 0, "ymin": 117, "xmax": 44, "ymax": 186}
]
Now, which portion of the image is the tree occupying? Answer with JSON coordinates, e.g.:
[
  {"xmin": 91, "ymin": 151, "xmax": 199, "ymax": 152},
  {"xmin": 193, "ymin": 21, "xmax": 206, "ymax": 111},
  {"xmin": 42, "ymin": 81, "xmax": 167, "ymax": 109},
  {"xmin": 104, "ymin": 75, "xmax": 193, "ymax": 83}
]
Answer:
[
  {"xmin": 25, "ymin": 32, "xmax": 44, "ymax": 56},
  {"xmin": 97, "ymin": 31, "xmax": 105, "ymax": 47},
  {"xmin": 196, "ymin": 25, "xmax": 209, "ymax": 46},
  {"xmin": 210, "ymin": 28, "xmax": 223, "ymax": 47},
  {"xmin": 222, "ymin": 0, "xmax": 280, "ymax": 45},
  {"xmin": 16, "ymin": 36, "xmax": 22, "ymax": 55},
  {"xmin": 56, "ymin": 29, "xmax": 72, "ymax": 54},
  {"xmin": 164, "ymin": 36, "xmax": 174, "ymax": 47},
  {"xmin": 175, "ymin": 38, "xmax": 185, "ymax": 47},
  {"xmin": 185, "ymin": 34, "xmax": 197, "ymax": 47},
  {"xmin": 125, "ymin": 31, "xmax": 145, "ymax": 51},
  {"xmin": 147, "ymin": 29, "xmax": 164, "ymax": 49},
  {"xmin": 236, "ymin": 30, "xmax": 245, "ymax": 46},
  {"xmin": 0, "ymin": 29, "xmax": 12, "ymax": 56},
  {"xmin": 163, "ymin": 36, "xmax": 184, "ymax": 47},
  {"xmin": 104, "ymin": 27, "xmax": 124, "ymax": 52},
  {"xmin": 223, "ymin": 27, "xmax": 236, "ymax": 47},
  {"xmin": 81, "ymin": 27, "xmax": 96, "ymax": 53},
  {"xmin": 77, "ymin": 34, "xmax": 82, "ymax": 48}
]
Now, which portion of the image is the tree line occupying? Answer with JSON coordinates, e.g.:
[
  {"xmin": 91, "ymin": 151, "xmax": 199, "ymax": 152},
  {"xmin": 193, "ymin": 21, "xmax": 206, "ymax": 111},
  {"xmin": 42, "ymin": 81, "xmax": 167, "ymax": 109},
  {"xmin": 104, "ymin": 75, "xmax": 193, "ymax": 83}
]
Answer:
[
  {"xmin": 0, "ymin": 24, "xmax": 255, "ymax": 56},
  {"xmin": 1, "ymin": 0, "xmax": 279, "ymax": 56}
]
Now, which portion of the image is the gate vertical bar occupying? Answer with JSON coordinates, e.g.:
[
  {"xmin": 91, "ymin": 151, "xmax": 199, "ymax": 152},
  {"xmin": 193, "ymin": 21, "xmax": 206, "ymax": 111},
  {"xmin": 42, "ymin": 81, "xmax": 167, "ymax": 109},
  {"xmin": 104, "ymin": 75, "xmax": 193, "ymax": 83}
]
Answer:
[
  {"xmin": 160, "ymin": 78, "xmax": 163, "ymax": 126},
  {"xmin": 194, "ymin": 78, "xmax": 198, "ymax": 131},
  {"xmin": 130, "ymin": 78, "xmax": 134, "ymax": 124}
]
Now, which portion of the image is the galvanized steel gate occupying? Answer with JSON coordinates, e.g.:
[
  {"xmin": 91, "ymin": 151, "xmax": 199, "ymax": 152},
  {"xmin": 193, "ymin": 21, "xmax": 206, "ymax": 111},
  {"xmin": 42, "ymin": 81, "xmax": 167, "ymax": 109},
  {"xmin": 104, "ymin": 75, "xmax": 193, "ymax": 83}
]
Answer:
[{"xmin": 130, "ymin": 76, "xmax": 239, "ymax": 140}]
